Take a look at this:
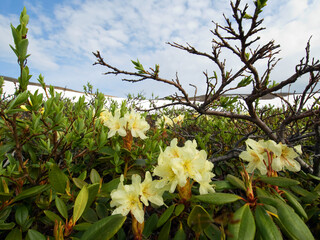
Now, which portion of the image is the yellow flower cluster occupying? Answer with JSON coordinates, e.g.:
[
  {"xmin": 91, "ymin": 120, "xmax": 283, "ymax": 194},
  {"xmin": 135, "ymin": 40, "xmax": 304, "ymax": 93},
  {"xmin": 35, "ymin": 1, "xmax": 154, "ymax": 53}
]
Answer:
[
  {"xmin": 100, "ymin": 109, "xmax": 150, "ymax": 139},
  {"xmin": 239, "ymin": 139, "xmax": 301, "ymax": 175},
  {"xmin": 153, "ymin": 138, "xmax": 215, "ymax": 195},
  {"xmin": 155, "ymin": 114, "xmax": 184, "ymax": 128},
  {"xmin": 110, "ymin": 172, "xmax": 165, "ymax": 224}
]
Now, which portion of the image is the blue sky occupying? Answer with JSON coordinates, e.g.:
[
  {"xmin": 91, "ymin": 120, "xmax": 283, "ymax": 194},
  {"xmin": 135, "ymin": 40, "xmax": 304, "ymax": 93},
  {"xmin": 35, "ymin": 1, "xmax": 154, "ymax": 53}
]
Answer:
[{"xmin": 1, "ymin": 0, "xmax": 320, "ymax": 97}]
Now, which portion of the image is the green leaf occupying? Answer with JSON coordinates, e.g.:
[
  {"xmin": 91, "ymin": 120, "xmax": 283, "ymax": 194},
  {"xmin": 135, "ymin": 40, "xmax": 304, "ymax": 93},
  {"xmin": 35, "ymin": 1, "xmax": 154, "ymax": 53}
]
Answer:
[
  {"xmin": 237, "ymin": 76, "xmax": 252, "ymax": 88},
  {"xmin": 228, "ymin": 204, "xmax": 255, "ymax": 240},
  {"xmin": 243, "ymin": 13, "xmax": 252, "ymax": 19},
  {"xmin": 17, "ymin": 38, "xmax": 28, "ymax": 59},
  {"xmin": 283, "ymin": 190, "xmax": 307, "ymax": 220},
  {"xmin": 173, "ymin": 222, "xmax": 186, "ymax": 240},
  {"xmin": 80, "ymin": 214, "xmax": 126, "ymax": 240},
  {"xmin": 5, "ymin": 227, "xmax": 22, "ymax": 240},
  {"xmin": 290, "ymin": 185, "xmax": 318, "ymax": 203},
  {"xmin": 44, "ymin": 210, "xmax": 64, "ymax": 224},
  {"xmin": 10, "ymin": 24, "xmax": 20, "ymax": 47},
  {"xmin": 90, "ymin": 169, "xmax": 101, "ymax": 184},
  {"xmin": 158, "ymin": 219, "xmax": 171, "ymax": 240},
  {"xmin": 255, "ymin": 205, "xmax": 282, "ymax": 240},
  {"xmin": 100, "ymin": 178, "xmax": 120, "ymax": 194},
  {"xmin": 214, "ymin": 180, "xmax": 235, "ymax": 191},
  {"xmin": 187, "ymin": 205, "xmax": 212, "ymax": 233},
  {"xmin": 174, "ymin": 204, "xmax": 185, "ymax": 216},
  {"xmin": 15, "ymin": 205, "xmax": 28, "ymax": 226},
  {"xmin": 259, "ymin": 176, "xmax": 300, "ymax": 187},
  {"xmin": 204, "ymin": 224, "xmax": 222, "ymax": 240},
  {"xmin": 78, "ymin": 170, "xmax": 87, "ymax": 181},
  {"xmin": 157, "ymin": 204, "xmax": 175, "ymax": 228},
  {"xmin": 13, "ymin": 184, "xmax": 49, "ymax": 202},
  {"xmin": 0, "ymin": 193, "xmax": 13, "ymax": 203},
  {"xmin": 131, "ymin": 59, "xmax": 145, "ymax": 74},
  {"xmin": 85, "ymin": 183, "xmax": 100, "ymax": 211},
  {"xmin": 49, "ymin": 164, "xmax": 68, "ymax": 194},
  {"xmin": 6, "ymin": 92, "xmax": 28, "ymax": 114},
  {"xmin": 82, "ymin": 208, "xmax": 98, "ymax": 223},
  {"xmin": 0, "ymin": 222, "xmax": 15, "ymax": 230},
  {"xmin": 258, "ymin": 196, "xmax": 284, "ymax": 207},
  {"xmin": 143, "ymin": 213, "xmax": 158, "ymax": 238},
  {"xmin": 96, "ymin": 203, "xmax": 108, "ymax": 219},
  {"xmin": 226, "ymin": 174, "xmax": 246, "ymax": 191},
  {"xmin": 73, "ymin": 178, "xmax": 88, "ymax": 189},
  {"xmin": 0, "ymin": 207, "xmax": 12, "ymax": 221},
  {"xmin": 73, "ymin": 185, "xmax": 89, "ymax": 224},
  {"xmin": 26, "ymin": 229, "xmax": 46, "ymax": 240},
  {"xmin": 55, "ymin": 197, "xmax": 68, "ymax": 220},
  {"xmin": 277, "ymin": 202, "xmax": 314, "ymax": 240},
  {"xmin": 73, "ymin": 222, "xmax": 92, "ymax": 231},
  {"xmin": 195, "ymin": 193, "xmax": 241, "ymax": 205}
]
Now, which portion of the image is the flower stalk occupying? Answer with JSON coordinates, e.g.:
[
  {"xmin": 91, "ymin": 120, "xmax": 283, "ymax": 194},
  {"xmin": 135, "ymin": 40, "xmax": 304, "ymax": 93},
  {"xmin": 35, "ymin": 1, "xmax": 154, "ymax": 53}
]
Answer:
[{"xmin": 132, "ymin": 214, "xmax": 144, "ymax": 240}]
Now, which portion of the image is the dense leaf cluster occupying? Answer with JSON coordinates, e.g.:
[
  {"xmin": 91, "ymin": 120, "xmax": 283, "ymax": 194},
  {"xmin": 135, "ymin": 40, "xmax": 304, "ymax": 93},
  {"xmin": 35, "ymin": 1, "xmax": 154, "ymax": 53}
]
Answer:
[{"xmin": 1, "ymin": 2, "xmax": 320, "ymax": 239}]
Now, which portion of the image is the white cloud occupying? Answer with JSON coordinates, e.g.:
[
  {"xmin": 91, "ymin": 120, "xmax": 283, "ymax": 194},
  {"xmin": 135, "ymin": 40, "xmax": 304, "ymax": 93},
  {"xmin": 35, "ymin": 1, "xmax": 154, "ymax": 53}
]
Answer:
[{"xmin": 0, "ymin": 0, "xmax": 319, "ymax": 97}]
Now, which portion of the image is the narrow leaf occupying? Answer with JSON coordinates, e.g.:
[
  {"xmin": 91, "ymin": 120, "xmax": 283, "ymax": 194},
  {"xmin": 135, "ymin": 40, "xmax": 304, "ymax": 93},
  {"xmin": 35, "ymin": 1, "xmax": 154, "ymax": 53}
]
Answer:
[
  {"xmin": 255, "ymin": 205, "xmax": 282, "ymax": 240},
  {"xmin": 26, "ymin": 229, "xmax": 46, "ymax": 240},
  {"xmin": 15, "ymin": 205, "xmax": 28, "ymax": 226},
  {"xmin": 226, "ymin": 174, "xmax": 246, "ymax": 191},
  {"xmin": 44, "ymin": 210, "xmax": 64, "ymax": 224},
  {"xmin": 259, "ymin": 176, "xmax": 299, "ymax": 187},
  {"xmin": 80, "ymin": 214, "xmax": 126, "ymax": 240},
  {"xmin": 55, "ymin": 197, "xmax": 68, "ymax": 220},
  {"xmin": 157, "ymin": 204, "xmax": 175, "ymax": 228},
  {"xmin": 4, "ymin": 227, "xmax": 22, "ymax": 240},
  {"xmin": 283, "ymin": 190, "xmax": 307, "ymax": 220},
  {"xmin": 90, "ymin": 169, "xmax": 101, "ymax": 184},
  {"xmin": 143, "ymin": 213, "xmax": 158, "ymax": 238},
  {"xmin": 187, "ymin": 205, "xmax": 212, "ymax": 233},
  {"xmin": 228, "ymin": 204, "xmax": 255, "ymax": 240},
  {"xmin": 73, "ymin": 178, "xmax": 88, "ymax": 189},
  {"xmin": 277, "ymin": 202, "xmax": 314, "ymax": 240},
  {"xmin": 13, "ymin": 185, "xmax": 49, "ymax": 202},
  {"xmin": 158, "ymin": 219, "xmax": 171, "ymax": 240},
  {"xmin": 49, "ymin": 164, "xmax": 68, "ymax": 194},
  {"xmin": 0, "ymin": 222, "xmax": 15, "ymax": 230},
  {"xmin": 195, "ymin": 193, "xmax": 241, "ymax": 205},
  {"xmin": 73, "ymin": 185, "xmax": 89, "ymax": 224}
]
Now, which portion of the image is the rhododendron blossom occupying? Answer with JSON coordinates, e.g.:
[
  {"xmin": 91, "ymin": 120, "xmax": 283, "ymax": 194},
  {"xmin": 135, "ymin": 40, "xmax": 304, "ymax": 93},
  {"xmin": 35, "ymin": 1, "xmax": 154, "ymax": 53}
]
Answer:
[
  {"xmin": 155, "ymin": 115, "xmax": 174, "ymax": 128},
  {"xmin": 153, "ymin": 138, "xmax": 215, "ymax": 194},
  {"xmin": 100, "ymin": 109, "xmax": 150, "ymax": 139},
  {"xmin": 173, "ymin": 114, "xmax": 184, "ymax": 125},
  {"xmin": 240, "ymin": 139, "xmax": 302, "ymax": 174},
  {"xmin": 110, "ymin": 172, "xmax": 164, "ymax": 224},
  {"xmin": 125, "ymin": 110, "xmax": 150, "ymax": 139}
]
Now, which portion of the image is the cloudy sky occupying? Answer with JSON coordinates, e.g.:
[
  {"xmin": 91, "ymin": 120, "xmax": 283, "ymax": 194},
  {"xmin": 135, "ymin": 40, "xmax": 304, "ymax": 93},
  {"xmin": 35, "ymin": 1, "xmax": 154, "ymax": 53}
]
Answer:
[{"xmin": 0, "ymin": 0, "xmax": 319, "ymax": 98}]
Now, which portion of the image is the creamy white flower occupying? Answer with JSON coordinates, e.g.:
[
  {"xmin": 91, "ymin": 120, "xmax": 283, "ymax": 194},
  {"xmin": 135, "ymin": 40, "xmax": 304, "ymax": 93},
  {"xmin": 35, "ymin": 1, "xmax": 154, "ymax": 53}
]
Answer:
[
  {"xmin": 125, "ymin": 110, "xmax": 150, "ymax": 139},
  {"xmin": 245, "ymin": 139, "xmax": 281, "ymax": 157},
  {"xmin": 153, "ymin": 138, "xmax": 215, "ymax": 194},
  {"xmin": 273, "ymin": 143, "xmax": 301, "ymax": 172},
  {"xmin": 156, "ymin": 115, "xmax": 173, "ymax": 128},
  {"xmin": 99, "ymin": 109, "xmax": 112, "ymax": 124},
  {"xmin": 153, "ymin": 150, "xmax": 181, "ymax": 193},
  {"xmin": 140, "ymin": 171, "xmax": 165, "ymax": 206},
  {"xmin": 110, "ymin": 175, "xmax": 144, "ymax": 223},
  {"xmin": 173, "ymin": 115, "xmax": 184, "ymax": 125},
  {"xmin": 239, "ymin": 148, "xmax": 267, "ymax": 175},
  {"xmin": 241, "ymin": 139, "xmax": 301, "ymax": 174},
  {"xmin": 197, "ymin": 161, "xmax": 215, "ymax": 194},
  {"xmin": 105, "ymin": 109, "xmax": 127, "ymax": 138},
  {"xmin": 110, "ymin": 173, "xmax": 165, "ymax": 224}
]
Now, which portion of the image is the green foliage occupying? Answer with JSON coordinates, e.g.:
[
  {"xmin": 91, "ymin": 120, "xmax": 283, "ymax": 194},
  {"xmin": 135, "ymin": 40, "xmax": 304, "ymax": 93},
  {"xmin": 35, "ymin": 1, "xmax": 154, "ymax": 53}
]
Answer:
[{"xmin": 0, "ymin": 4, "xmax": 319, "ymax": 240}]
